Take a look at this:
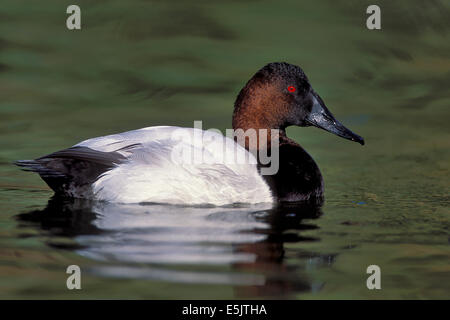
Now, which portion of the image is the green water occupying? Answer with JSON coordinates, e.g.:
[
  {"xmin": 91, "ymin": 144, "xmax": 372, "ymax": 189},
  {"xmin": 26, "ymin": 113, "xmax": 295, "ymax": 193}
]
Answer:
[{"xmin": 0, "ymin": 0, "xmax": 449, "ymax": 299}]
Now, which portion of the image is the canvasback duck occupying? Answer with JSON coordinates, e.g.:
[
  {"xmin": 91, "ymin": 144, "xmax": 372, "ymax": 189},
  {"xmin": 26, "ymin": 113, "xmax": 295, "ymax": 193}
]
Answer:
[{"xmin": 16, "ymin": 62, "xmax": 364, "ymax": 206}]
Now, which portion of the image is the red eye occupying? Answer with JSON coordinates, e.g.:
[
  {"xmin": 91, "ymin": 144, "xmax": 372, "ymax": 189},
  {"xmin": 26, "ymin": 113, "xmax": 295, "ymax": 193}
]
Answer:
[{"xmin": 287, "ymin": 86, "xmax": 296, "ymax": 92}]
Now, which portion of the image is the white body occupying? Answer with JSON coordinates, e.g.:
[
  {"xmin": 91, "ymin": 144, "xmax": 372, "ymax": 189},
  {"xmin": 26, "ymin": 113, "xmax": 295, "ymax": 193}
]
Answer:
[{"xmin": 75, "ymin": 126, "xmax": 273, "ymax": 206}]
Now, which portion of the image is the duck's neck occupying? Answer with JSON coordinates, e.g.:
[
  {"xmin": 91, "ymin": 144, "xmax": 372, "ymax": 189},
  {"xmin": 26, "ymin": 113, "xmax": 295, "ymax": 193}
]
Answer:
[
  {"xmin": 232, "ymin": 79, "xmax": 290, "ymax": 150},
  {"xmin": 231, "ymin": 80, "xmax": 324, "ymax": 204}
]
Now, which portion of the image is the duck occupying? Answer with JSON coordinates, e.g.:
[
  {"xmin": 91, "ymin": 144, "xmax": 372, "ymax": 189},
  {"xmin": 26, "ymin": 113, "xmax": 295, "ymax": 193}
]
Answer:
[{"xmin": 16, "ymin": 62, "xmax": 364, "ymax": 206}]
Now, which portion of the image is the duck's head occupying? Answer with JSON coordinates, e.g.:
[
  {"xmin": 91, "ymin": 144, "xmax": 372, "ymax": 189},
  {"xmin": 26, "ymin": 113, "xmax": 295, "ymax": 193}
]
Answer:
[{"xmin": 232, "ymin": 62, "xmax": 364, "ymax": 145}]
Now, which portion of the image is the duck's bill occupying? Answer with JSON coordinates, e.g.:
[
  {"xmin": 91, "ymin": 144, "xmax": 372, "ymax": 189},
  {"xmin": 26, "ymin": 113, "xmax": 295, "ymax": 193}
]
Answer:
[{"xmin": 305, "ymin": 92, "xmax": 365, "ymax": 145}]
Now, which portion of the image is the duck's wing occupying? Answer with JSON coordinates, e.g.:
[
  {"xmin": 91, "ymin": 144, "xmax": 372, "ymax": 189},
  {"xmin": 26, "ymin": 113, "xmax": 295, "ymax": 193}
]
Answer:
[
  {"xmin": 85, "ymin": 126, "xmax": 272, "ymax": 205},
  {"xmin": 73, "ymin": 126, "xmax": 175, "ymax": 153},
  {"xmin": 16, "ymin": 126, "xmax": 273, "ymax": 205},
  {"xmin": 14, "ymin": 126, "xmax": 172, "ymax": 197},
  {"xmin": 74, "ymin": 125, "xmax": 260, "ymax": 168}
]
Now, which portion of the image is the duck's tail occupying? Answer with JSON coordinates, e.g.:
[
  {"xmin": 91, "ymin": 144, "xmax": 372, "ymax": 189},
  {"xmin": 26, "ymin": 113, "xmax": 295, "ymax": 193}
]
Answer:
[
  {"xmin": 15, "ymin": 159, "xmax": 66, "ymax": 177},
  {"xmin": 15, "ymin": 146, "xmax": 128, "ymax": 198}
]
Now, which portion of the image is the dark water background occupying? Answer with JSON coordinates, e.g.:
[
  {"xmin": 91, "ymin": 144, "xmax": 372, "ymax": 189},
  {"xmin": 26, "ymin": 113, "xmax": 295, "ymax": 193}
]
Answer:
[{"xmin": 0, "ymin": 0, "xmax": 449, "ymax": 299}]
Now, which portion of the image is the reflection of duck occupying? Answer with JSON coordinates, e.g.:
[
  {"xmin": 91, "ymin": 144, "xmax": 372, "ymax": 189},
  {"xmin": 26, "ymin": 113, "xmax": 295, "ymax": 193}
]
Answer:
[
  {"xmin": 17, "ymin": 198, "xmax": 335, "ymax": 297},
  {"xmin": 232, "ymin": 202, "xmax": 333, "ymax": 298},
  {"xmin": 16, "ymin": 197, "xmax": 101, "ymax": 239},
  {"xmin": 16, "ymin": 62, "xmax": 364, "ymax": 205}
]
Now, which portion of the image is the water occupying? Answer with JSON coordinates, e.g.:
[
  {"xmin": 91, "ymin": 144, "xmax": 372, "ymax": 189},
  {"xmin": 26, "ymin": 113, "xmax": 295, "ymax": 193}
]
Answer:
[{"xmin": 0, "ymin": 0, "xmax": 449, "ymax": 299}]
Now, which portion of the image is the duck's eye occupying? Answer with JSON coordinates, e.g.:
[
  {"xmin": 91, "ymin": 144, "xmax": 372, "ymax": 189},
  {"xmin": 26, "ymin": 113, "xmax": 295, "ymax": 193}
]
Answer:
[{"xmin": 287, "ymin": 86, "xmax": 296, "ymax": 93}]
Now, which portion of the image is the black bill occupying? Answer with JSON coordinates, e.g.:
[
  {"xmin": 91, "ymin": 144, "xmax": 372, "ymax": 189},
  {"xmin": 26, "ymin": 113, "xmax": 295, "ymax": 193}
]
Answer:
[{"xmin": 305, "ymin": 92, "xmax": 365, "ymax": 145}]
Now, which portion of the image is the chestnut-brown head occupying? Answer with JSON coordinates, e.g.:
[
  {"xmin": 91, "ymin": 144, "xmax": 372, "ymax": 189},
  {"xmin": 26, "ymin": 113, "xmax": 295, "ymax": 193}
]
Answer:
[{"xmin": 232, "ymin": 62, "xmax": 364, "ymax": 145}]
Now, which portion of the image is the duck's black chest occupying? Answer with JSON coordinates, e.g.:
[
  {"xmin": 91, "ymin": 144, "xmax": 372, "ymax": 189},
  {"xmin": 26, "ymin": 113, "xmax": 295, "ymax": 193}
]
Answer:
[{"xmin": 259, "ymin": 143, "xmax": 324, "ymax": 204}]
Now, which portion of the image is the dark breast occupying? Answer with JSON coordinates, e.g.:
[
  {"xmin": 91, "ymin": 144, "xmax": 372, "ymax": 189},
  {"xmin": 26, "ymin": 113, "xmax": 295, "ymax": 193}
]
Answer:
[{"xmin": 258, "ymin": 141, "xmax": 324, "ymax": 204}]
